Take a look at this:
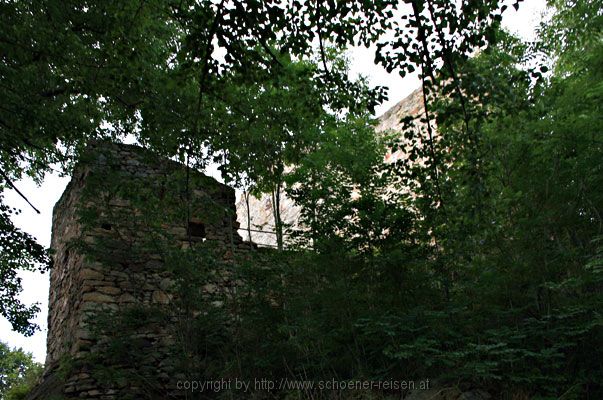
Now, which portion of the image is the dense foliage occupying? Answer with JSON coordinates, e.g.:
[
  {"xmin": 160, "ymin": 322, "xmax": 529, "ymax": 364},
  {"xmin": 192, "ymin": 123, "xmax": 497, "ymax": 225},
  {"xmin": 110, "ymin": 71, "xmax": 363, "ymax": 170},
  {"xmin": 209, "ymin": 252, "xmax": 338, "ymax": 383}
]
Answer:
[
  {"xmin": 0, "ymin": 341, "xmax": 43, "ymax": 400},
  {"xmin": 0, "ymin": 197, "xmax": 49, "ymax": 335},
  {"xmin": 1, "ymin": 0, "xmax": 601, "ymax": 398}
]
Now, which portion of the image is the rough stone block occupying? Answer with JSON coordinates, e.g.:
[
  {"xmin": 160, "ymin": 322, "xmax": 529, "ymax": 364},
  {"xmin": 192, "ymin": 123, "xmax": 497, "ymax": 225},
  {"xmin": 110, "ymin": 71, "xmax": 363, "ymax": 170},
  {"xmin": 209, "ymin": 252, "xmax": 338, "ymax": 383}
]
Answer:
[{"xmin": 82, "ymin": 292, "xmax": 115, "ymax": 303}]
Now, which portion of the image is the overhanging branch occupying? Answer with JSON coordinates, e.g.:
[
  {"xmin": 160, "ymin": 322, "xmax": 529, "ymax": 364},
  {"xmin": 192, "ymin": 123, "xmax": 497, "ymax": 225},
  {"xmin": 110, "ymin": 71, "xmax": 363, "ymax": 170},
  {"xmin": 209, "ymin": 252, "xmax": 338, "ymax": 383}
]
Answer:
[{"xmin": 0, "ymin": 168, "xmax": 41, "ymax": 214}]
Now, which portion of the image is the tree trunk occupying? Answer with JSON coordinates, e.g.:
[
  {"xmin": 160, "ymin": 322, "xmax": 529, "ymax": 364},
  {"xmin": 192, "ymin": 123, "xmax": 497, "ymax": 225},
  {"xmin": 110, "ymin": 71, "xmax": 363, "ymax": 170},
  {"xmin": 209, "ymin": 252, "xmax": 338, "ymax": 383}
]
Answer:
[
  {"xmin": 271, "ymin": 185, "xmax": 283, "ymax": 251},
  {"xmin": 244, "ymin": 189, "xmax": 253, "ymax": 249}
]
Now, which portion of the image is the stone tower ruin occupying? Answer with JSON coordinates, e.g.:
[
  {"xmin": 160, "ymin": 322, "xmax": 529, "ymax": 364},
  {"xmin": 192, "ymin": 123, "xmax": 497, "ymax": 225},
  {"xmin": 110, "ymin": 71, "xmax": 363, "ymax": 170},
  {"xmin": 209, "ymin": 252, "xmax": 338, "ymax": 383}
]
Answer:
[{"xmin": 28, "ymin": 142, "xmax": 251, "ymax": 399}]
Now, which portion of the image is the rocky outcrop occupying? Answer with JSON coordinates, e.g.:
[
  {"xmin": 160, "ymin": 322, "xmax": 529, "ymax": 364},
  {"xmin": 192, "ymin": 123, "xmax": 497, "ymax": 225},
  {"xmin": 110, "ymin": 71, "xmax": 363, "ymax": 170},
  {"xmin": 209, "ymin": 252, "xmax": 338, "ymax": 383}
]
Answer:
[
  {"xmin": 235, "ymin": 192, "xmax": 302, "ymax": 247},
  {"xmin": 376, "ymin": 88, "xmax": 425, "ymax": 164},
  {"xmin": 375, "ymin": 88, "xmax": 424, "ymax": 134},
  {"xmin": 235, "ymin": 88, "xmax": 425, "ymax": 247}
]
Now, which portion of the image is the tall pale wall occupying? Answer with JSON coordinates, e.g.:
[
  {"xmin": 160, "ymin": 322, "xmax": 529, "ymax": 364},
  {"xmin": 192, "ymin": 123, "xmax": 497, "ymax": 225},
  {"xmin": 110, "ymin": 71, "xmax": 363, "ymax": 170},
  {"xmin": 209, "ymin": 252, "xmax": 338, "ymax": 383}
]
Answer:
[{"xmin": 235, "ymin": 88, "xmax": 425, "ymax": 247}]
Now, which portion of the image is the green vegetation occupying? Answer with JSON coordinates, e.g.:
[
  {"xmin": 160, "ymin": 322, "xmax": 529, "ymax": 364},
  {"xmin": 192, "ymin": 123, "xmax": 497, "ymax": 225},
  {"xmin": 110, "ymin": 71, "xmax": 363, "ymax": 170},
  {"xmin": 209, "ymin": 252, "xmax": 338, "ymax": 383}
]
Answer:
[
  {"xmin": 1, "ymin": 0, "xmax": 601, "ymax": 398},
  {"xmin": 0, "ymin": 341, "xmax": 43, "ymax": 400}
]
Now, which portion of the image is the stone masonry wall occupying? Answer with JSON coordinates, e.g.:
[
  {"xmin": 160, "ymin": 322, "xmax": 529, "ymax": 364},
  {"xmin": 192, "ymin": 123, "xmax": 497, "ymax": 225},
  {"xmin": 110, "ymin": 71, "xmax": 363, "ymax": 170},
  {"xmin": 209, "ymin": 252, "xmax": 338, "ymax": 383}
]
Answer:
[{"xmin": 29, "ymin": 142, "xmax": 252, "ymax": 399}]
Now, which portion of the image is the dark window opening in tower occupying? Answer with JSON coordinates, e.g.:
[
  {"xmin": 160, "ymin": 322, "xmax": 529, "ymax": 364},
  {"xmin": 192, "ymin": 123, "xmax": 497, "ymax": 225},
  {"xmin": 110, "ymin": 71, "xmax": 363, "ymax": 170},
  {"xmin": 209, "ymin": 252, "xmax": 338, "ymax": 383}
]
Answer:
[{"xmin": 187, "ymin": 221, "xmax": 206, "ymax": 239}]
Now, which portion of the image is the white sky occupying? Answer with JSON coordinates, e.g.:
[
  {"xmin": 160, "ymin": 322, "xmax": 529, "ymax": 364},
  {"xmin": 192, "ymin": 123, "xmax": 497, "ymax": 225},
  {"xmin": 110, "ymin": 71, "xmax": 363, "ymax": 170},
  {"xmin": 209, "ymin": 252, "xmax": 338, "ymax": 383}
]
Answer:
[{"xmin": 1, "ymin": 0, "xmax": 548, "ymax": 362}]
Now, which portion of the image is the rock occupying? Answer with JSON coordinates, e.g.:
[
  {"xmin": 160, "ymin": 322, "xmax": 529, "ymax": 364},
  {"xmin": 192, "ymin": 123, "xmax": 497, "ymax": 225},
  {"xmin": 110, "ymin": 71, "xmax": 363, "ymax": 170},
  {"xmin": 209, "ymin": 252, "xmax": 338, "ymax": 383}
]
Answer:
[
  {"xmin": 76, "ymin": 383, "xmax": 95, "ymax": 391},
  {"xmin": 159, "ymin": 278, "xmax": 174, "ymax": 291},
  {"xmin": 35, "ymin": 141, "xmax": 273, "ymax": 398},
  {"xmin": 82, "ymin": 292, "xmax": 115, "ymax": 303},
  {"xmin": 80, "ymin": 268, "xmax": 104, "ymax": 281},
  {"xmin": 75, "ymin": 328, "xmax": 92, "ymax": 340},
  {"xmin": 97, "ymin": 286, "xmax": 121, "ymax": 295},
  {"xmin": 152, "ymin": 290, "xmax": 170, "ymax": 304},
  {"xmin": 169, "ymin": 227, "xmax": 187, "ymax": 237},
  {"xmin": 146, "ymin": 259, "xmax": 163, "ymax": 269},
  {"xmin": 118, "ymin": 293, "xmax": 136, "ymax": 303}
]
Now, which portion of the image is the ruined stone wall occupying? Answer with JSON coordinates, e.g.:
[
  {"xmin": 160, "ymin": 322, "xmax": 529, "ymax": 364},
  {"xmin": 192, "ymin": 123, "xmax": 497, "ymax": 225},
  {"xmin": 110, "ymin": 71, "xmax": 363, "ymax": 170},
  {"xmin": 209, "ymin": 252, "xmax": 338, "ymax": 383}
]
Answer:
[
  {"xmin": 46, "ymin": 167, "xmax": 88, "ymax": 366},
  {"xmin": 30, "ymin": 142, "xmax": 251, "ymax": 399},
  {"xmin": 30, "ymin": 89, "xmax": 427, "ymax": 398}
]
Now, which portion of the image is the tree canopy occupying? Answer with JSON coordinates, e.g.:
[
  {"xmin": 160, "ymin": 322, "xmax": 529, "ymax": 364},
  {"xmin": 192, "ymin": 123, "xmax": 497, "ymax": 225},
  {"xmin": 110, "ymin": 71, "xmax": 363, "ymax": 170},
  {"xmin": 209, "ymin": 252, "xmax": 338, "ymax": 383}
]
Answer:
[
  {"xmin": 1, "ymin": 0, "xmax": 602, "ymax": 397},
  {"xmin": 0, "ymin": 0, "xmax": 507, "ymax": 332}
]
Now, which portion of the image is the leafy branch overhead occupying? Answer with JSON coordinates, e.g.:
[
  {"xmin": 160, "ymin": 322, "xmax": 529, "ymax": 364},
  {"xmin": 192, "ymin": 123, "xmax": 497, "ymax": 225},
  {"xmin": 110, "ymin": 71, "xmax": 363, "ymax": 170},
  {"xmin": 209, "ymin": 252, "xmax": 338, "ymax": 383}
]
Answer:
[
  {"xmin": 0, "ymin": 1, "xmax": 602, "ymax": 397},
  {"xmin": 0, "ymin": 0, "xmax": 506, "ymax": 331}
]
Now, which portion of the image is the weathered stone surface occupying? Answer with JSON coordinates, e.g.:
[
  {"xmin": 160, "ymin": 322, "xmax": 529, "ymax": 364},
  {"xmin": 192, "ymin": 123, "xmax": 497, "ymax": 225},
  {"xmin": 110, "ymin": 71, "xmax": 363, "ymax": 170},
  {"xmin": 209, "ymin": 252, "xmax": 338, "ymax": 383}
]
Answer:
[
  {"xmin": 375, "ymin": 88, "xmax": 424, "ymax": 134},
  {"xmin": 32, "ymin": 142, "xmax": 252, "ymax": 400},
  {"xmin": 80, "ymin": 268, "xmax": 104, "ymax": 281},
  {"xmin": 75, "ymin": 328, "xmax": 92, "ymax": 340},
  {"xmin": 117, "ymin": 293, "xmax": 136, "ymax": 303},
  {"xmin": 82, "ymin": 292, "xmax": 115, "ymax": 303},
  {"xmin": 145, "ymin": 259, "xmax": 163, "ymax": 269},
  {"xmin": 151, "ymin": 290, "xmax": 170, "ymax": 304},
  {"xmin": 31, "ymin": 92, "xmax": 432, "ymax": 399},
  {"xmin": 159, "ymin": 278, "xmax": 174, "ymax": 291},
  {"xmin": 96, "ymin": 286, "xmax": 121, "ymax": 295}
]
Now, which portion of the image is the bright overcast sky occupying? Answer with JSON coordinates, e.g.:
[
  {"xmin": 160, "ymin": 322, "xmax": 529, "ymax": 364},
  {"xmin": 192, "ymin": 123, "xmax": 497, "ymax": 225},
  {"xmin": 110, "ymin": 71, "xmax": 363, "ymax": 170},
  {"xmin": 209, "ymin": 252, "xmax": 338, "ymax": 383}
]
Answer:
[{"xmin": 1, "ymin": 0, "xmax": 549, "ymax": 362}]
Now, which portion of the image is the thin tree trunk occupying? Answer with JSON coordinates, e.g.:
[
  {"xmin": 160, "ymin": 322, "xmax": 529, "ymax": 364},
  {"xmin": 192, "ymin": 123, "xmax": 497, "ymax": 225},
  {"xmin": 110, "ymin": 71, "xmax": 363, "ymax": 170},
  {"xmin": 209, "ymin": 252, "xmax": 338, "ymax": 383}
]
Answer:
[
  {"xmin": 275, "ymin": 182, "xmax": 283, "ymax": 250},
  {"xmin": 244, "ymin": 189, "xmax": 253, "ymax": 249},
  {"xmin": 271, "ymin": 185, "xmax": 283, "ymax": 251}
]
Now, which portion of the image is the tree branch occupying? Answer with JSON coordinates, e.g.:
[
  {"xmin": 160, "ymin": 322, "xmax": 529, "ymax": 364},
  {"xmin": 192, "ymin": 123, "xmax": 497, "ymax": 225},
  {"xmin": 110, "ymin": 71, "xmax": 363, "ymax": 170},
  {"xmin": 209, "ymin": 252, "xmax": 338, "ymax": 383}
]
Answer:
[
  {"xmin": 411, "ymin": 0, "xmax": 445, "ymax": 212},
  {"xmin": 258, "ymin": 39, "xmax": 284, "ymax": 68},
  {"xmin": 194, "ymin": 0, "xmax": 226, "ymax": 133},
  {"xmin": 316, "ymin": 0, "xmax": 331, "ymax": 79},
  {"xmin": 0, "ymin": 168, "xmax": 41, "ymax": 214},
  {"xmin": 426, "ymin": 0, "xmax": 472, "ymax": 141}
]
